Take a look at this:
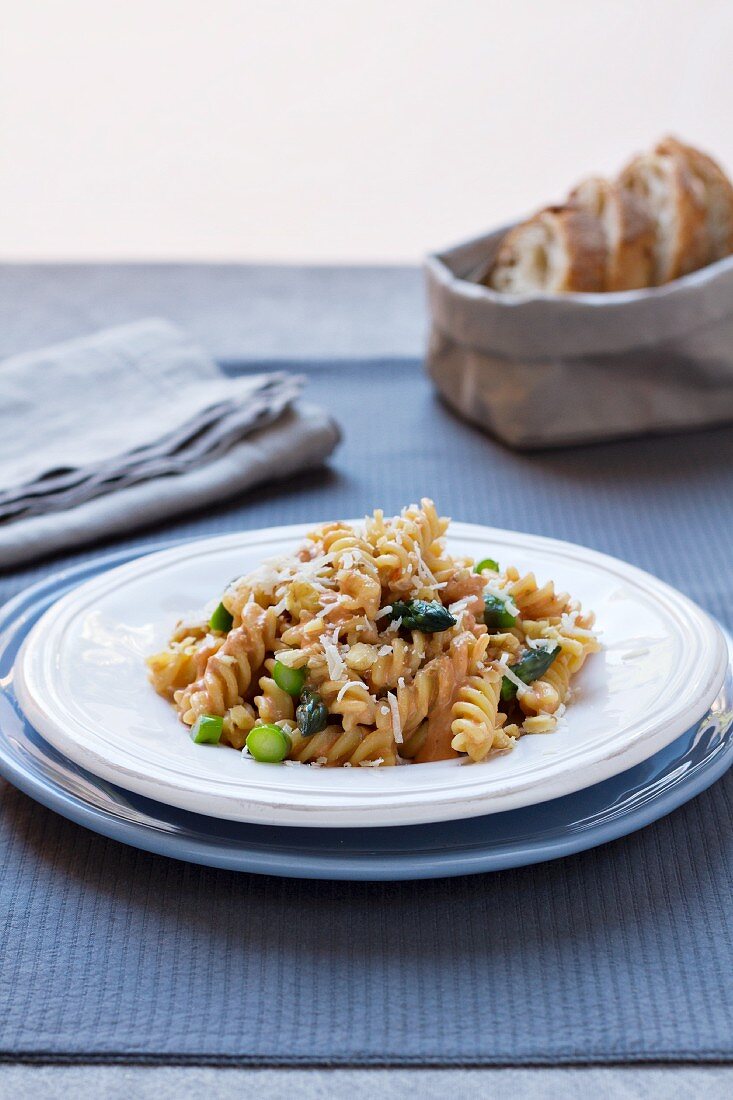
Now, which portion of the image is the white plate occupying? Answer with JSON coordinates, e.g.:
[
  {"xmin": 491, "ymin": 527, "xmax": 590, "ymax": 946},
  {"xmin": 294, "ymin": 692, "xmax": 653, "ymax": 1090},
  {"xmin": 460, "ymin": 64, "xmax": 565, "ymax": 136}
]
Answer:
[{"xmin": 14, "ymin": 523, "xmax": 728, "ymax": 828}]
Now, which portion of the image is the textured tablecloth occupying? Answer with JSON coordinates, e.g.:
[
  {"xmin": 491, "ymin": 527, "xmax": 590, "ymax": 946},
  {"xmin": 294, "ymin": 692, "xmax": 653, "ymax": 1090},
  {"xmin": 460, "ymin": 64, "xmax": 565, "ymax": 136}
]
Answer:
[{"xmin": 2, "ymin": 268, "xmax": 733, "ymax": 1068}]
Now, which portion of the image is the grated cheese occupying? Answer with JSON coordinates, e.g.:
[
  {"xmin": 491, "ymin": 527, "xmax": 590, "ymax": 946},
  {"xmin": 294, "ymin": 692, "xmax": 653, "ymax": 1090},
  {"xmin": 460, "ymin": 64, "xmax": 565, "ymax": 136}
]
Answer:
[
  {"xmin": 322, "ymin": 633, "xmax": 347, "ymax": 680},
  {"xmin": 416, "ymin": 556, "xmax": 439, "ymax": 588},
  {"xmin": 500, "ymin": 661, "xmax": 529, "ymax": 697},
  {"xmin": 387, "ymin": 690, "xmax": 403, "ymax": 743},
  {"xmin": 359, "ymin": 758, "xmax": 384, "ymax": 767},
  {"xmin": 375, "ymin": 605, "xmax": 393, "ymax": 620},
  {"xmin": 238, "ymin": 549, "xmax": 339, "ymax": 603},
  {"xmin": 336, "ymin": 680, "xmax": 366, "ymax": 703},
  {"xmin": 273, "ymin": 649, "xmax": 303, "ymax": 667},
  {"xmin": 322, "ymin": 597, "xmax": 347, "ymax": 617},
  {"xmin": 484, "ymin": 581, "xmax": 520, "ymax": 619}
]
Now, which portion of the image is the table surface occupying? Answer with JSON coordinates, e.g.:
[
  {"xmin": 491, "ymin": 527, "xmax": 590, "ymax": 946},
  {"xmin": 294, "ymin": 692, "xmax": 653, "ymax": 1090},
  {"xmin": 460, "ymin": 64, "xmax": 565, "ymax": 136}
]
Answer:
[
  {"xmin": 0, "ymin": 262, "xmax": 425, "ymax": 362},
  {"xmin": 2, "ymin": 263, "xmax": 732, "ymax": 1098}
]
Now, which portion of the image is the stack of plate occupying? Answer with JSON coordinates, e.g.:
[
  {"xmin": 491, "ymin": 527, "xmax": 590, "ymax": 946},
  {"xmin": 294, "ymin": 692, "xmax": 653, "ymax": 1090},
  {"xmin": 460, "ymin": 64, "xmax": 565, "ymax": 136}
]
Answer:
[{"xmin": 2, "ymin": 524, "xmax": 731, "ymax": 881}]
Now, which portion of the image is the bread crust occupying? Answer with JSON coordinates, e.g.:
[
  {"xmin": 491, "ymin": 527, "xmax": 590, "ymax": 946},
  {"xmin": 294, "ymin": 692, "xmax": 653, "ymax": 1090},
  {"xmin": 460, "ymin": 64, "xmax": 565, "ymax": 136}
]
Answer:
[
  {"xmin": 486, "ymin": 205, "xmax": 606, "ymax": 294},
  {"xmin": 656, "ymin": 135, "xmax": 733, "ymax": 262},
  {"xmin": 569, "ymin": 177, "xmax": 655, "ymax": 290},
  {"xmin": 618, "ymin": 150, "xmax": 707, "ymax": 283}
]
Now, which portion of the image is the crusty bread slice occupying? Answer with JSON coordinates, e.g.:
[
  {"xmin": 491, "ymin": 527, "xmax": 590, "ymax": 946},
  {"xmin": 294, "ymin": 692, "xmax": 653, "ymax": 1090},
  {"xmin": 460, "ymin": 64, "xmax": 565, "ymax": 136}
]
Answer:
[
  {"xmin": 568, "ymin": 176, "xmax": 655, "ymax": 291},
  {"xmin": 656, "ymin": 136, "xmax": 733, "ymax": 263},
  {"xmin": 485, "ymin": 205, "xmax": 607, "ymax": 294},
  {"xmin": 618, "ymin": 149, "xmax": 707, "ymax": 284}
]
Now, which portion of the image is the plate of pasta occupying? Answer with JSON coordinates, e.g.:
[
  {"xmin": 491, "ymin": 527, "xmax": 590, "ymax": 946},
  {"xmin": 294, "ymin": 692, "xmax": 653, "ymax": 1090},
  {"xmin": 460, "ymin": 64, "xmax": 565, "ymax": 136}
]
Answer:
[{"xmin": 14, "ymin": 500, "xmax": 727, "ymax": 827}]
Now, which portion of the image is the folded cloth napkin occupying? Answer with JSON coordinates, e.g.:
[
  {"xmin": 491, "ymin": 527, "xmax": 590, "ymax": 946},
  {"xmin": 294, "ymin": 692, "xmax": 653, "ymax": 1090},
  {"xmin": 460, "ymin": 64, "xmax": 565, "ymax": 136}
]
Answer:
[{"xmin": 1, "ymin": 319, "xmax": 340, "ymax": 568}]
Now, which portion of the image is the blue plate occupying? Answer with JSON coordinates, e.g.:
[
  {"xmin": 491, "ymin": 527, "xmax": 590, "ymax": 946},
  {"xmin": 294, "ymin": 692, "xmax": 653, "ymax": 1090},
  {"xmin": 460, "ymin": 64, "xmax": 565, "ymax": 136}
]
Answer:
[{"xmin": 1, "ymin": 545, "xmax": 732, "ymax": 881}]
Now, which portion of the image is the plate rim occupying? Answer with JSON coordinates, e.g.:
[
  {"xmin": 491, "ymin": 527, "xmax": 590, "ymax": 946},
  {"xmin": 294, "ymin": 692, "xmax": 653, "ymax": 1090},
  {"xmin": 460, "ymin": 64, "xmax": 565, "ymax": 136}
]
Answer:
[
  {"xmin": 1, "ymin": 545, "xmax": 732, "ymax": 880},
  {"xmin": 2, "ymin": 717, "xmax": 732, "ymax": 880},
  {"xmin": 13, "ymin": 522, "xmax": 729, "ymax": 827}
]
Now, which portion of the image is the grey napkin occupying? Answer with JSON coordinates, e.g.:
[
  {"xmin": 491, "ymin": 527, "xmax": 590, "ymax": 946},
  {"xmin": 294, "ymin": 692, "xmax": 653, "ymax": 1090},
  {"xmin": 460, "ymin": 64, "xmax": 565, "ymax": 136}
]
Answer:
[{"xmin": 2, "ymin": 319, "xmax": 340, "ymax": 568}]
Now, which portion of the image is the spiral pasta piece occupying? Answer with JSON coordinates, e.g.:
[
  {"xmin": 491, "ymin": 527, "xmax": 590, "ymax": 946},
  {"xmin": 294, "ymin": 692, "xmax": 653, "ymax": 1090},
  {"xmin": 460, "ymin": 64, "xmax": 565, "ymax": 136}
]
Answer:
[
  {"xmin": 371, "ymin": 499, "xmax": 447, "ymax": 597},
  {"xmin": 254, "ymin": 661, "xmax": 296, "ymax": 725},
  {"xmin": 368, "ymin": 636, "xmax": 426, "ymax": 691},
  {"xmin": 505, "ymin": 567, "xmax": 571, "ymax": 620},
  {"xmin": 318, "ymin": 679, "xmax": 376, "ymax": 733},
  {"xmin": 146, "ymin": 630, "xmax": 213, "ymax": 700},
  {"xmin": 399, "ymin": 664, "xmax": 441, "ymax": 737},
  {"xmin": 450, "ymin": 668, "xmax": 513, "ymax": 762},
  {"xmin": 485, "ymin": 631, "xmax": 522, "ymax": 661},
  {"xmin": 175, "ymin": 603, "xmax": 277, "ymax": 724},
  {"xmin": 288, "ymin": 723, "xmax": 397, "ymax": 766},
  {"xmin": 319, "ymin": 525, "xmax": 382, "ymax": 617},
  {"xmin": 221, "ymin": 703, "xmax": 257, "ymax": 749}
]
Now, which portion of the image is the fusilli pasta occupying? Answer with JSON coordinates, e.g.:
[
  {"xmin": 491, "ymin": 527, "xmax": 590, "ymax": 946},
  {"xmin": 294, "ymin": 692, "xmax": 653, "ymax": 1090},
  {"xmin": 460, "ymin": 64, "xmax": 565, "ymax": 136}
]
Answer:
[{"xmin": 147, "ymin": 500, "xmax": 600, "ymax": 766}]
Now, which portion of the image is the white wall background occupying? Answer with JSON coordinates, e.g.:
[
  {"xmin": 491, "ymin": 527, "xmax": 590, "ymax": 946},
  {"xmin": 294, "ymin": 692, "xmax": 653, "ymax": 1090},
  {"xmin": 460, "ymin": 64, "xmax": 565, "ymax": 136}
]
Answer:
[{"xmin": 1, "ymin": 0, "xmax": 731, "ymax": 262}]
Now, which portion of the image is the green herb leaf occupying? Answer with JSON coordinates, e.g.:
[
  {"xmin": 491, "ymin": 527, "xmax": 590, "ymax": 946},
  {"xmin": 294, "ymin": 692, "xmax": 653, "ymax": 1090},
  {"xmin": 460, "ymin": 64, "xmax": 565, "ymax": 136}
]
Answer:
[
  {"xmin": 483, "ymin": 593, "xmax": 517, "ymax": 630},
  {"xmin": 500, "ymin": 645, "xmax": 562, "ymax": 702},
  {"xmin": 390, "ymin": 599, "xmax": 457, "ymax": 634},
  {"xmin": 296, "ymin": 688, "xmax": 330, "ymax": 737}
]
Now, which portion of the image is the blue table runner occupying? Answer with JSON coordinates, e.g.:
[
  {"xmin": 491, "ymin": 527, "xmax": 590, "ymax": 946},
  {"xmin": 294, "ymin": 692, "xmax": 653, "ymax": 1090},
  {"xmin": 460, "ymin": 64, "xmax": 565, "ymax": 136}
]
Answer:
[{"xmin": 2, "ymin": 357, "xmax": 733, "ymax": 1065}]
